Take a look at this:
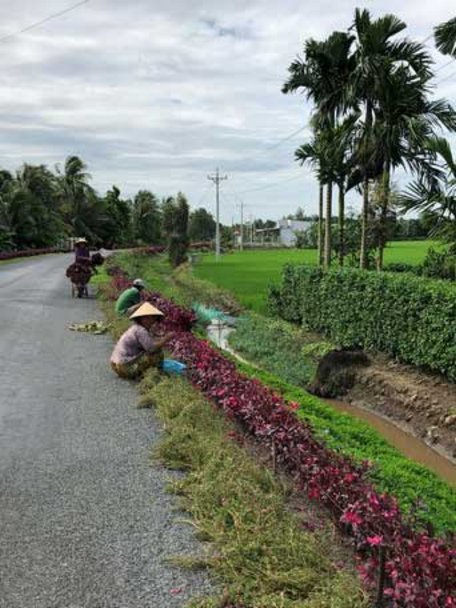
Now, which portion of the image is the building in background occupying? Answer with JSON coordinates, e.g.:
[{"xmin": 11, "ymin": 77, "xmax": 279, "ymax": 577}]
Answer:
[{"xmin": 254, "ymin": 219, "xmax": 312, "ymax": 247}]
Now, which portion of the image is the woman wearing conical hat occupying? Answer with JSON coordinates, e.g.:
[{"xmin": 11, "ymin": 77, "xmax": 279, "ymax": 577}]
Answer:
[
  {"xmin": 110, "ymin": 302, "xmax": 174, "ymax": 379},
  {"xmin": 74, "ymin": 238, "xmax": 90, "ymax": 264}
]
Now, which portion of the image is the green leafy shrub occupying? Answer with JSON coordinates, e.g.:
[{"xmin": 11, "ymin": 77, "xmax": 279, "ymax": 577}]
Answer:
[
  {"xmin": 268, "ymin": 265, "xmax": 456, "ymax": 380},
  {"xmin": 421, "ymin": 247, "xmax": 456, "ymax": 280},
  {"xmin": 383, "ymin": 262, "xmax": 421, "ymax": 274}
]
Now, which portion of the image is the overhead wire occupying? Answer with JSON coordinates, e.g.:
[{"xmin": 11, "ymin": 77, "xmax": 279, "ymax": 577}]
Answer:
[
  {"xmin": 0, "ymin": 0, "xmax": 91, "ymax": 44},
  {"xmin": 235, "ymin": 172, "xmax": 303, "ymax": 195},
  {"xmin": 227, "ymin": 124, "xmax": 308, "ymax": 174},
  {"xmin": 435, "ymin": 68, "xmax": 456, "ymax": 86}
]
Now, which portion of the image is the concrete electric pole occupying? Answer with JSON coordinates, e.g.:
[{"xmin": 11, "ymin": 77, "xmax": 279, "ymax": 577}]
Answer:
[{"xmin": 207, "ymin": 168, "xmax": 227, "ymax": 260}]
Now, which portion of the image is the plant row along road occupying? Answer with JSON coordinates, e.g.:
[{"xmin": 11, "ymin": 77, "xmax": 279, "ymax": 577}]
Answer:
[{"xmin": 104, "ymin": 251, "xmax": 455, "ymax": 608}]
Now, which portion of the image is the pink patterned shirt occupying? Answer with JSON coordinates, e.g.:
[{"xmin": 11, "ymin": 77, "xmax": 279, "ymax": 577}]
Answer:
[{"xmin": 110, "ymin": 324, "xmax": 158, "ymax": 365}]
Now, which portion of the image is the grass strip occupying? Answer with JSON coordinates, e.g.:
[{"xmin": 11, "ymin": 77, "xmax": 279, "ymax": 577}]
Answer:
[{"xmin": 138, "ymin": 371, "xmax": 368, "ymax": 608}]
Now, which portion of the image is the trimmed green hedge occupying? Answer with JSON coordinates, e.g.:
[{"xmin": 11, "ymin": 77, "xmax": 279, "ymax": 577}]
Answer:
[{"xmin": 268, "ymin": 265, "xmax": 456, "ymax": 380}]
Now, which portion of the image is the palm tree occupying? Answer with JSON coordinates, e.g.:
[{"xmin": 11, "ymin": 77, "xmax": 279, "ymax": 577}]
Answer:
[
  {"xmin": 325, "ymin": 115, "xmax": 357, "ymax": 266},
  {"xmin": 349, "ymin": 8, "xmax": 433, "ymax": 269},
  {"xmin": 371, "ymin": 67, "xmax": 456, "ymax": 269},
  {"xmin": 133, "ymin": 190, "xmax": 161, "ymax": 244},
  {"xmin": 295, "ymin": 128, "xmax": 326, "ymax": 265},
  {"xmin": 283, "ymin": 31, "xmax": 355, "ymax": 267},
  {"xmin": 57, "ymin": 155, "xmax": 102, "ymax": 241},
  {"xmin": 401, "ymin": 137, "xmax": 456, "ymax": 245},
  {"xmin": 435, "ymin": 17, "xmax": 456, "ymax": 57}
]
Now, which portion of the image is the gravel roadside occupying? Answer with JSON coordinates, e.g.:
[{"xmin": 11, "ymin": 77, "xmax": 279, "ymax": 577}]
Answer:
[{"xmin": 0, "ymin": 254, "xmax": 213, "ymax": 607}]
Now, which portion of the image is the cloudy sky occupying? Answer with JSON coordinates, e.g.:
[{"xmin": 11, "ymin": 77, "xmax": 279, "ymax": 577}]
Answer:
[{"xmin": 0, "ymin": 0, "xmax": 455, "ymax": 224}]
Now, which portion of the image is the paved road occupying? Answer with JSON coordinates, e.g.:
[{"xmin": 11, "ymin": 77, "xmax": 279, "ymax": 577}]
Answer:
[{"xmin": 0, "ymin": 255, "xmax": 211, "ymax": 608}]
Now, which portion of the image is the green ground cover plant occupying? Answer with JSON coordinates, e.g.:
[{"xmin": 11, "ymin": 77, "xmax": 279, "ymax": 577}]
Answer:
[
  {"xmin": 228, "ymin": 315, "xmax": 331, "ymax": 387},
  {"xmin": 194, "ymin": 241, "xmax": 439, "ymax": 314},
  {"xmin": 268, "ymin": 265, "xmax": 456, "ymax": 380}
]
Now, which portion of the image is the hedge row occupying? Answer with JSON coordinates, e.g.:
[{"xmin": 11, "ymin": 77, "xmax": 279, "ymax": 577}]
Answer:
[{"xmin": 268, "ymin": 265, "xmax": 456, "ymax": 380}]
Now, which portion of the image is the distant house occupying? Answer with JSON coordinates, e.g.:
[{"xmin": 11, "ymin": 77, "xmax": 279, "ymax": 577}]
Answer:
[{"xmin": 255, "ymin": 219, "xmax": 312, "ymax": 247}]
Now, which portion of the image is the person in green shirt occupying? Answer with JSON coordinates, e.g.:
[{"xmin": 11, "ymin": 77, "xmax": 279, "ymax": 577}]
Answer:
[{"xmin": 115, "ymin": 279, "xmax": 146, "ymax": 316}]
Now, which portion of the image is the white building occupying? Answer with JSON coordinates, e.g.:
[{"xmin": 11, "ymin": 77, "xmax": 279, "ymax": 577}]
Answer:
[{"xmin": 254, "ymin": 219, "xmax": 312, "ymax": 247}]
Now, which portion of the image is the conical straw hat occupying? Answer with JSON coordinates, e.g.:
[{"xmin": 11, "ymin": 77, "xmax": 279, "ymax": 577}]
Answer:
[{"xmin": 129, "ymin": 302, "xmax": 164, "ymax": 319}]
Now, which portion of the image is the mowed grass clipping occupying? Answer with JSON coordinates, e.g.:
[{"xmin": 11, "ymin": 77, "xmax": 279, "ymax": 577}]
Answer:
[
  {"xmin": 194, "ymin": 241, "xmax": 440, "ymax": 313},
  {"xmin": 140, "ymin": 372, "xmax": 368, "ymax": 608}
]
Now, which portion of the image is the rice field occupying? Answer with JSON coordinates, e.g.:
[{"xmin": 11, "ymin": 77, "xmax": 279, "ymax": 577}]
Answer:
[{"xmin": 194, "ymin": 240, "xmax": 440, "ymax": 313}]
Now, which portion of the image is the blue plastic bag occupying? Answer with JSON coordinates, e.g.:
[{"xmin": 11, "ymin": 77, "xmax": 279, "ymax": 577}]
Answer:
[{"xmin": 161, "ymin": 359, "xmax": 187, "ymax": 375}]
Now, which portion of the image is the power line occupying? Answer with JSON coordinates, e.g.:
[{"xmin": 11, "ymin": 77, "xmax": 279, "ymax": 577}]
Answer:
[
  {"xmin": 235, "ymin": 172, "xmax": 303, "ymax": 195},
  {"xmin": 228, "ymin": 124, "xmax": 308, "ymax": 173},
  {"xmin": 0, "ymin": 0, "xmax": 91, "ymax": 44},
  {"xmin": 435, "ymin": 57, "xmax": 456, "ymax": 74},
  {"xmin": 436, "ymin": 68, "xmax": 456, "ymax": 85}
]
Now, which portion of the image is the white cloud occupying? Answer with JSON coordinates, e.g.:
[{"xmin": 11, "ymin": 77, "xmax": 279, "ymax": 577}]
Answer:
[{"xmin": 0, "ymin": 0, "xmax": 454, "ymax": 223}]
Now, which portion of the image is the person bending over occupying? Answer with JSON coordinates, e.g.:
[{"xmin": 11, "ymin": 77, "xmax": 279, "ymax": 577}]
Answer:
[
  {"xmin": 110, "ymin": 302, "xmax": 173, "ymax": 379},
  {"xmin": 115, "ymin": 278, "xmax": 146, "ymax": 316}
]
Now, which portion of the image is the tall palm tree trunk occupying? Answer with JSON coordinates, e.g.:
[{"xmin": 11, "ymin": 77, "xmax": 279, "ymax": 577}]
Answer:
[
  {"xmin": 360, "ymin": 177, "xmax": 369, "ymax": 269},
  {"xmin": 324, "ymin": 181, "xmax": 332, "ymax": 268},
  {"xmin": 360, "ymin": 102, "xmax": 373, "ymax": 270},
  {"xmin": 318, "ymin": 183, "xmax": 324, "ymax": 266},
  {"xmin": 377, "ymin": 166, "xmax": 390, "ymax": 271},
  {"xmin": 338, "ymin": 180, "xmax": 345, "ymax": 266}
]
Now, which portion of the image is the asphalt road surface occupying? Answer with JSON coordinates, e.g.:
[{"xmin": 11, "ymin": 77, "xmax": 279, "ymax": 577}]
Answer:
[{"xmin": 0, "ymin": 254, "xmax": 212, "ymax": 608}]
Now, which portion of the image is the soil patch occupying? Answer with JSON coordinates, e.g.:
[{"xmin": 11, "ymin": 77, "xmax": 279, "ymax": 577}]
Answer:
[{"xmin": 347, "ymin": 354, "xmax": 456, "ymax": 463}]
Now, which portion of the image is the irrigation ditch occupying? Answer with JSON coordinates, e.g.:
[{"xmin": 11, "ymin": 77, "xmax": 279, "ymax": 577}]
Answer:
[{"xmin": 206, "ymin": 319, "xmax": 456, "ymax": 485}]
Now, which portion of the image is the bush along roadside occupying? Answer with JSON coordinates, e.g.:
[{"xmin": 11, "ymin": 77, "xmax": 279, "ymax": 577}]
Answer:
[
  {"xmin": 105, "ymin": 261, "xmax": 455, "ymax": 608},
  {"xmin": 268, "ymin": 265, "xmax": 456, "ymax": 380},
  {"xmin": 140, "ymin": 372, "xmax": 368, "ymax": 608}
]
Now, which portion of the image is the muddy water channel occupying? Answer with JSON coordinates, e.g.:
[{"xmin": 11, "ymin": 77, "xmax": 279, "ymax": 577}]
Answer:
[
  {"xmin": 207, "ymin": 322, "xmax": 456, "ymax": 486},
  {"xmin": 326, "ymin": 399, "xmax": 456, "ymax": 485}
]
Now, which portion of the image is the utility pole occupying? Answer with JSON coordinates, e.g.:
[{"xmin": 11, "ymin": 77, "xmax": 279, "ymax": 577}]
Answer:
[
  {"xmin": 240, "ymin": 200, "xmax": 244, "ymax": 251},
  {"xmin": 208, "ymin": 168, "xmax": 227, "ymax": 260}
]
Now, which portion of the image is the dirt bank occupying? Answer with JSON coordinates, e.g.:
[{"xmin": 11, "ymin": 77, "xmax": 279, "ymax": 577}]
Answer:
[{"xmin": 346, "ymin": 354, "xmax": 456, "ymax": 463}]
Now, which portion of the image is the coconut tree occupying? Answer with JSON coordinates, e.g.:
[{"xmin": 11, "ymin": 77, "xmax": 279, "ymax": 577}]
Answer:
[
  {"xmin": 57, "ymin": 155, "xmax": 103, "ymax": 241},
  {"xmin": 435, "ymin": 17, "xmax": 456, "ymax": 57},
  {"xmin": 349, "ymin": 8, "xmax": 433, "ymax": 269},
  {"xmin": 133, "ymin": 190, "xmax": 161, "ymax": 244}
]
